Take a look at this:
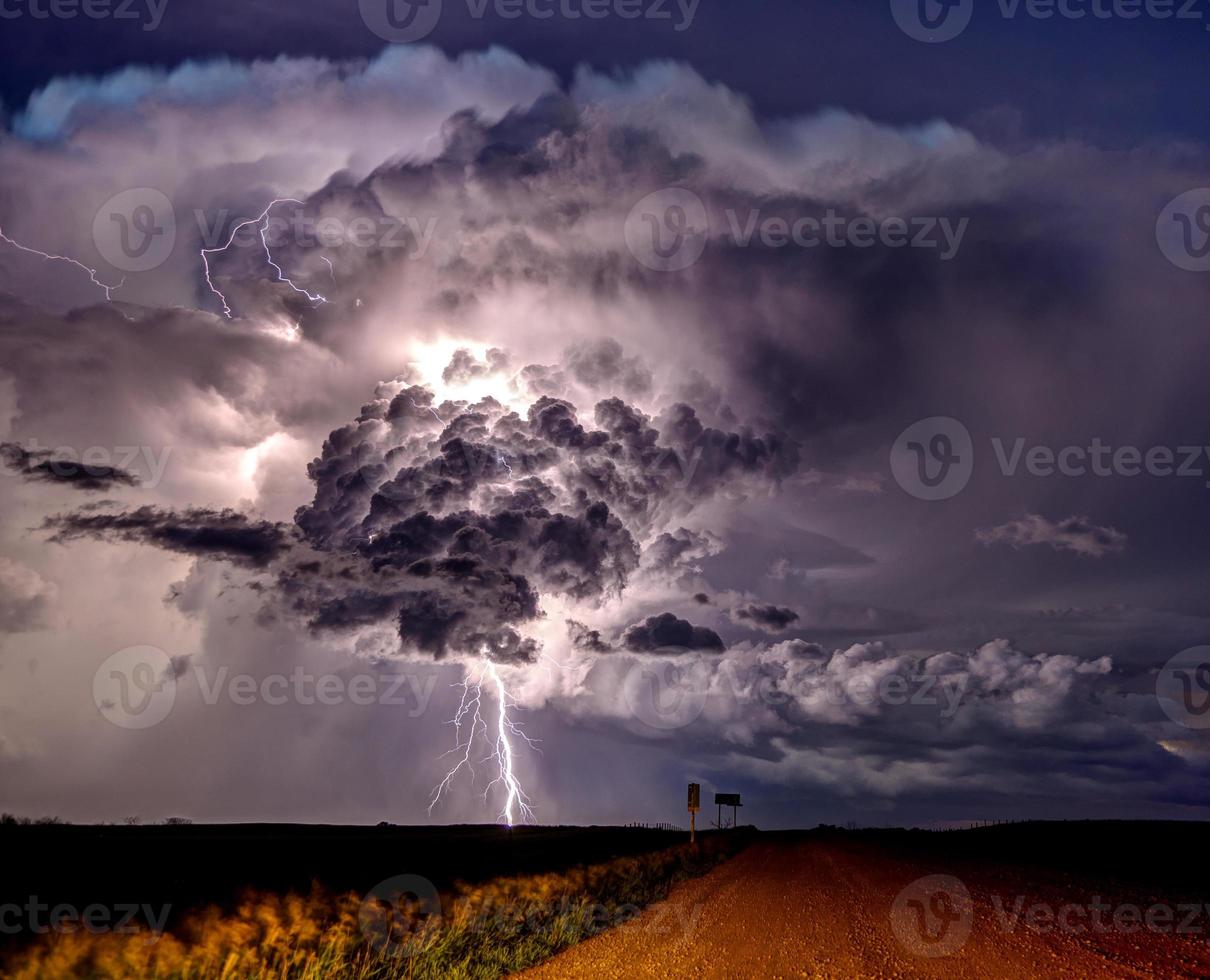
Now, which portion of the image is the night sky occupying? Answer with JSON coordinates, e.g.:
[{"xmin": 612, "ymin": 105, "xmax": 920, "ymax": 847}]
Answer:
[{"xmin": 1, "ymin": 0, "xmax": 1209, "ymax": 828}]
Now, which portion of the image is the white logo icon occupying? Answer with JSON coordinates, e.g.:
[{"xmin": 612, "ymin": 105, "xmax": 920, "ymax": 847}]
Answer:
[
  {"xmin": 624, "ymin": 188, "xmax": 709, "ymax": 272},
  {"xmin": 890, "ymin": 417, "xmax": 973, "ymax": 500},
  {"xmin": 92, "ymin": 645, "xmax": 177, "ymax": 730},
  {"xmin": 890, "ymin": 0, "xmax": 974, "ymax": 43},
  {"xmin": 1157, "ymin": 189, "xmax": 1210, "ymax": 273},
  {"xmin": 360, "ymin": 0, "xmax": 443, "ymax": 43},
  {"xmin": 91, "ymin": 188, "xmax": 176, "ymax": 273}
]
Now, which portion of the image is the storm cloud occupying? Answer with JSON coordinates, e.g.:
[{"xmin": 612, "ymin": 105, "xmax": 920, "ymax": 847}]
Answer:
[{"xmin": 0, "ymin": 42, "xmax": 1207, "ymax": 826}]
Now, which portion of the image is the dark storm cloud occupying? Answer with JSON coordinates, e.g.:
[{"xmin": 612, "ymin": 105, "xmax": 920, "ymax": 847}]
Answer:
[
  {"xmin": 44, "ymin": 507, "xmax": 292, "ymax": 568},
  {"xmin": 4, "ymin": 41, "xmax": 1210, "ymax": 824},
  {"xmin": 280, "ymin": 357, "xmax": 792, "ymax": 657},
  {"xmin": 566, "ymin": 618, "xmax": 612, "ymax": 653},
  {"xmin": 731, "ymin": 603, "xmax": 801, "ymax": 633},
  {"xmin": 621, "ymin": 612, "xmax": 724, "ymax": 652},
  {"xmin": 0, "ymin": 442, "xmax": 138, "ymax": 491},
  {"xmin": 40, "ymin": 333, "xmax": 794, "ymax": 664}
]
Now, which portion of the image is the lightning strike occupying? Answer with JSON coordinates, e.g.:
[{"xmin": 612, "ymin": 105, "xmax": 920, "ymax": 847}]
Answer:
[
  {"xmin": 0, "ymin": 223, "xmax": 125, "ymax": 300},
  {"xmin": 200, "ymin": 198, "xmax": 328, "ymax": 318},
  {"xmin": 496, "ymin": 449, "xmax": 514, "ymax": 480},
  {"xmin": 411, "ymin": 397, "xmax": 446, "ymax": 426},
  {"xmin": 429, "ymin": 656, "xmax": 537, "ymax": 827}
]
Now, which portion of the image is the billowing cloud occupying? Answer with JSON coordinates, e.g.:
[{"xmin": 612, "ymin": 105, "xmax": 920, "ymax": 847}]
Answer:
[
  {"xmin": 731, "ymin": 603, "xmax": 800, "ymax": 633},
  {"xmin": 0, "ymin": 557, "xmax": 55, "ymax": 633},
  {"xmin": 621, "ymin": 612, "xmax": 725, "ymax": 652},
  {"xmin": 976, "ymin": 515, "xmax": 1127, "ymax": 558},
  {"xmin": 0, "ymin": 43, "xmax": 1207, "ymax": 825}
]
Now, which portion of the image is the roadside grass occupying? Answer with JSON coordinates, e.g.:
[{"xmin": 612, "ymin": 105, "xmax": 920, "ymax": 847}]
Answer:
[{"xmin": 4, "ymin": 832, "xmax": 749, "ymax": 979}]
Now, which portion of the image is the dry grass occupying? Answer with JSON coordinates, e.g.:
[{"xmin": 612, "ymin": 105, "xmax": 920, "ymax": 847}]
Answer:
[{"xmin": 4, "ymin": 833, "xmax": 745, "ymax": 979}]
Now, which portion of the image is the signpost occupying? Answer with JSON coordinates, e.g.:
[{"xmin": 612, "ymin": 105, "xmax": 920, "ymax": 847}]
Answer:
[
  {"xmin": 715, "ymin": 792, "xmax": 742, "ymax": 829},
  {"xmin": 687, "ymin": 783, "xmax": 701, "ymax": 844}
]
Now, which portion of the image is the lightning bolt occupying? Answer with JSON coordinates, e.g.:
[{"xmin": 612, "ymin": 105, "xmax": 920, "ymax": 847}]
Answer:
[
  {"xmin": 200, "ymin": 198, "xmax": 328, "ymax": 318},
  {"xmin": 429, "ymin": 656, "xmax": 538, "ymax": 827},
  {"xmin": 410, "ymin": 396, "xmax": 445, "ymax": 426},
  {"xmin": 0, "ymin": 222, "xmax": 125, "ymax": 300},
  {"xmin": 496, "ymin": 449, "xmax": 514, "ymax": 479}
]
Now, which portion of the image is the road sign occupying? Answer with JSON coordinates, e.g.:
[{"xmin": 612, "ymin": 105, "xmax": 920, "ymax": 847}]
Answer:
[
  {"xmin": 688, "ymin": 783, "xmax": 702, "ymax": 844},
  {"xmin": 715, "ymin": 792, "xmax": 742, "ymax": 829}
]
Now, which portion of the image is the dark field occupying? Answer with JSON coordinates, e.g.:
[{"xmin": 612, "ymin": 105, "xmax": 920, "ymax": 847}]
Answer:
[
  {"xmin": 4, "ymin": 820, "xmax": 1208, "ymax": 978},
  {"xmin": 0, "ymin": 822, "xmax": 698, "ymax": 945}
]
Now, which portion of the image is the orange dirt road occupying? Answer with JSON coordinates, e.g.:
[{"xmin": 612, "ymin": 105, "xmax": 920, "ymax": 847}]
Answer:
[{"xmin": 520, "ymin": 837, "xmax": 1210, "ymax": 979}]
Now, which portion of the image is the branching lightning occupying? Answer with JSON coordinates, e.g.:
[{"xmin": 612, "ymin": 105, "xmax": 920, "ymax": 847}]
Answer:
[
  {"xmin": 410, "ymin": 396, "xmax": 446, "ymax": 426},
  {"xmin": 429, "ymin": 656, "xmax": 538, "ymax": 826},
  {"xmin": 0, "ymin": 222, "xmax": 125, "ymax": 300},
  {"xmin": 201, "ymin": 198, "xmax": 328, "ymax": 318}
]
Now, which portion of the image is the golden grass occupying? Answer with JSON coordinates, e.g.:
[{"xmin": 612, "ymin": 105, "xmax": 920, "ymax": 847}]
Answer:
[{"xmin": 4, "ymin": 833, "xmax": 745, "ymax": 979}]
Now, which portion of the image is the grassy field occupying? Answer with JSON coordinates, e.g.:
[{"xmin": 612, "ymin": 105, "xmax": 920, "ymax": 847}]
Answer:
[{"xmin": 1, "ymin": 825, "xmax": 751, "ymax": 979}]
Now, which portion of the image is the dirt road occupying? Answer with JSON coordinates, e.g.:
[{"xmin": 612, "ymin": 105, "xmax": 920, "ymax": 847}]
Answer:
[{"xmin": 520, "ymin": 836, "xmax": 1210, "ymax": 979}]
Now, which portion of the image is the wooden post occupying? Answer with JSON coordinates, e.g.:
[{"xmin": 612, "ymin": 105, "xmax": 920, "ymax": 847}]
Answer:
[{"xmin": 687, "ymin": 783, "xmax": 700, "ymax": 846}]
